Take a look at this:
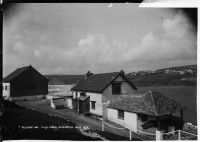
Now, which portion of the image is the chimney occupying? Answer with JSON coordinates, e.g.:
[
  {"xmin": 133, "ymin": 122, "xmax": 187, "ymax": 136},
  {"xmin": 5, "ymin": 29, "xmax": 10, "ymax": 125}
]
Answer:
[
  {"xmin": 85, "ymin": 71, "xmax": 93, "ymax": 79},
  {"xmin": 120, "ymin": 69, "xmax": 125, "ymax": 76}
]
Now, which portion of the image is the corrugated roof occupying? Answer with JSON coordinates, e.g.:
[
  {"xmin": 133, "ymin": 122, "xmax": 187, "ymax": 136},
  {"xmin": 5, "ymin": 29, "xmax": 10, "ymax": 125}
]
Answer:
[
  {"xmin": 108, "ymin": 91, "xmax": 183, "ymax": 116},
  {"xmin": 3, "ymin": 65, "xmax": 48, "ymax": 82},
  {"xmin": 71, "ymin": 71, "xmax": 137, "ymax": 93}
]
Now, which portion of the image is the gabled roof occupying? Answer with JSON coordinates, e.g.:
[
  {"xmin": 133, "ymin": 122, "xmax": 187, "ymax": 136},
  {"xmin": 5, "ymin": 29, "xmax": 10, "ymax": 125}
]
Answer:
[
  {"xmin": 71, "ymin": 71, "xmax": 137, "ymax": 93},
  {"xmin": 108, "ymin": 91, "xmax": 183, "ymax": 116},
  {"xmin": 3, "ymin": 65, "xmax": 48, "ymax": 82}
]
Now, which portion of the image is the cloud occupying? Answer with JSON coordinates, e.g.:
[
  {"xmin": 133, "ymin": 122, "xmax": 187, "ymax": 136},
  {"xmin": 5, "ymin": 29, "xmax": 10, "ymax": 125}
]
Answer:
[
  {"xmin": 125, "ymin": 10, "xmax": 196, "ymax": 62},
  {"xmin": 3, "ymin": 6, "xmax": 196, "ymax": 75},
  {"xmin": 74, "ymin": 9, "xmax": 196, "ymax": 65},
  {"xmin": 13, "ymin": 41, "xmax": 24, "ymax": 52},
  {"xmin": 63, "ymin": 10, "xmax": 196, "ymax": 73},
  {"xmin": 32, "ymin": 9, "xmax": 197, "ymax": 74},
  {"xmin": 163, "ymin": 10, "xmax": 192, "ymax": 38},
  {"xmin": 76, "ymin": 34, "xmax": 130, "ymax": 65}
]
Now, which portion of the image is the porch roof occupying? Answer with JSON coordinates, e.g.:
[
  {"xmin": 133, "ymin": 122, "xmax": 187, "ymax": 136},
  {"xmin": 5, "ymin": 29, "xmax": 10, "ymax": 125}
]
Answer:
[{"xmin": 108, "ymin": 91, "xmax": 183, "ymax": 116}]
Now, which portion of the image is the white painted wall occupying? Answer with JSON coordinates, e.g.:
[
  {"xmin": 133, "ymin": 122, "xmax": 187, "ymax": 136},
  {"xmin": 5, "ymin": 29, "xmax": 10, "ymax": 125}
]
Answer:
[
  {"xmin": 74, "ymin": 91, "xmax": 103, "ymax": 116},
  {"xmin": 87, "ymin": 92, "xmax": 103, "ymax": 116},
  {"xmin": 3, "ymin": 83, "xmax": 10, "ymax": 100},
  {"xmin": 67, "ymin": 98, "xmax": 73, "ymax": 109},
  {"xmin": 72, "ymin": 91, "xmax": 77, "ymax": 99},
  {"xmin": 107, "ymin": 108, "xmax": 138, "ymax": 132}
]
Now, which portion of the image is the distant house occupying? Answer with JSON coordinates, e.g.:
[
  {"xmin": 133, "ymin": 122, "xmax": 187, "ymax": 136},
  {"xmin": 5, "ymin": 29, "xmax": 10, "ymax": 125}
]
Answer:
[
  {"xmin": 178, "ymin": 71, "xmax": 185, "ymax": 75},
  {"xmin": 186, "ymin": 69, "xmax": 193, "ymax": 74},
  {"xmin": 3, "ymin": 65, "xmax": 48, "ymax": 100},
  {"xmin": 107, "ymin": 91, "xmax": 183, "ymax": 132},
  {"xmin": 71, "ymin": 70, "xmax": 137, "ymax": 118},
  {"xmin": 164, "ymin": 69, "xmax": 170, "ymax": 74}
]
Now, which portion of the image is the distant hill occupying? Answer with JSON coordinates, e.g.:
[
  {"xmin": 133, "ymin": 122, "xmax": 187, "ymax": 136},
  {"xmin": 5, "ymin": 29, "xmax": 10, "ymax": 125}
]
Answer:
[
  {"xmin": 126, "ymin": 73, "xmax": 196, "ymax": 87},
  {"xmin": 157, "ymin": 65, "xmax": 197, "ymax": 72},
  {"xmin": 127, "ymin": 65, "xmax": 197, "ymax": 87},
  {"xmin": 45, "ymin": 75, "xmax": 85, "ymax": 85},
  {"xmin": 46, "ymin": 65, "xmax": 197, "ymax": 86}
]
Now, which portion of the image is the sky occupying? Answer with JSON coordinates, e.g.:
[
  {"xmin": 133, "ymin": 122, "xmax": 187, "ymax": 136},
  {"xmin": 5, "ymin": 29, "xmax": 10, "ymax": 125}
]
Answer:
[{"xmin": 3, "ymin": 3, "xmax": 197, "ymax": 76}]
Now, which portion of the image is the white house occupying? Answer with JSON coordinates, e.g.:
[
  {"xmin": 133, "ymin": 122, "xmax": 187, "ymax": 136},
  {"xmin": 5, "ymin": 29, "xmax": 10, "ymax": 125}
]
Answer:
[
  {"xmin": 71, "ymin": 70, "xmax": 137, "ymax": 118},
  {"xmin": 107, "ymin": 91, "xmax": 184, "ymax": 132}
]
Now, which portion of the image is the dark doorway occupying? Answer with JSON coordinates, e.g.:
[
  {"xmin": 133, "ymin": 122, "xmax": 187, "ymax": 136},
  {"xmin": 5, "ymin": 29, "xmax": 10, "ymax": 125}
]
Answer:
[{"xmin": 77, "ymin": 95, "xmax": 90, "ymax": 115}]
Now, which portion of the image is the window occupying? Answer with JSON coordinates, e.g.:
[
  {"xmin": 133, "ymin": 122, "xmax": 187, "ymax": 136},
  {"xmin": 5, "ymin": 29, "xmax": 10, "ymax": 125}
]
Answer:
[
  {"xmin": 112, "ymin": 83, "xmax": 121, "ymax": 94},
  {"xmin": 80, "ymin": 92, "xmax": 86, "ymax": 97},
  {"xmin": 91, "ymin": 101, "xmax": 96, "ymax": 110},
  {"xmin": 139, "ymin": 114, "xmax": 148, "ymax": 121},
  {"xmin": 118, "ymin": 109, "xmax": 124, "ymax": 120},
  {"xmin": 5, "ymin": 86, "xmax": 7, "ymax": 90}
]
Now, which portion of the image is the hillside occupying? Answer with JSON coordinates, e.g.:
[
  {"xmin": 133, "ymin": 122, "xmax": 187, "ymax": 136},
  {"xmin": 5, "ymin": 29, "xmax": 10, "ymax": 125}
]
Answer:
[
  {"xmin": 156, "ymin": 65, "xmax": 197, "ymax": 72},
  {"xmin": 45, "ymin": 65, "xmax": 197, "ymax": 86},
  {"xmin": 127, "ymin": 73, "xmax": 196, "ymax": 87},
  {"xmin": 45, "ymin": 75, "xmax": 85, "ymax": 85}
]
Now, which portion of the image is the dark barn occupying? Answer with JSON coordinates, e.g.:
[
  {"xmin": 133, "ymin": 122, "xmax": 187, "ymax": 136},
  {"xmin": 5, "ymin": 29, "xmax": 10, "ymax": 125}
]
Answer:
[{"xmin": 3, "ymin": 65, "xmax": 48, "ymax": 100}]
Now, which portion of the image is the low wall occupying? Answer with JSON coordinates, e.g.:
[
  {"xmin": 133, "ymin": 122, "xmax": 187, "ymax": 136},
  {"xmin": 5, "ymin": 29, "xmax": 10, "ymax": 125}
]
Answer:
[{"xmin": 10, "ymin": 95, "xmax": 46, "ymax": 101}]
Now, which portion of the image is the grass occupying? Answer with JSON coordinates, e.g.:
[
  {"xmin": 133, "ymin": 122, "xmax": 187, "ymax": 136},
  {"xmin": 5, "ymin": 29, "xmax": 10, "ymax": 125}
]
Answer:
[
  {"xmin": 1, "ymin": 101, "xmax": 101, "ymax": 140},
  {"xmin": 2, "ymin": 100, "xmax": 140, "ymax": 141}
]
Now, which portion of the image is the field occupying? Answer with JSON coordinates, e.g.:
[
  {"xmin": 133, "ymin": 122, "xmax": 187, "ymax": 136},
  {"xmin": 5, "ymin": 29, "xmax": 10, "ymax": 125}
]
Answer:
[
  {"xmin": 128, "ymin": 73, "xmax": 196, "ymax": 87},
  {"xmin": 46, "ymin": 75, "xmax": 85, "ymax": 85},
  {"xmin": 1, "ymin": 101, "xmax": 101, "ymax": 140},
  {"xmin": 136, "ymin": 86, "xmax": 197, "ymax": 125},
  {"xmin": 48, "ymin": 85, "xmax": 75, "ymax": 96}
]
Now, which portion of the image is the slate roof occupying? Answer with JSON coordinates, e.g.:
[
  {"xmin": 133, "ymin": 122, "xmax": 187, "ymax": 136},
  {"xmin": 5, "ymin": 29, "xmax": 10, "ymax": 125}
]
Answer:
[
  {"xmin": 108, "ymin": 91, "xmax": 183, "ymax": 116},
  {"xmin": 71, "ymin": 71, "xmax": 137, "ymax": 93},
  {"xmin": 3, "ymin": 65, "xmax": 48, "ymax": 82}
]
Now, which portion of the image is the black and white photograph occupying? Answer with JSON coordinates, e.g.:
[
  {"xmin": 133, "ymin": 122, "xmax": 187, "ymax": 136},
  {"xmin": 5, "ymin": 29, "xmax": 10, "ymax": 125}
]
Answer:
[{"xmin": 1, "ymin": 3, "xmax": 197, "ymax": 141}]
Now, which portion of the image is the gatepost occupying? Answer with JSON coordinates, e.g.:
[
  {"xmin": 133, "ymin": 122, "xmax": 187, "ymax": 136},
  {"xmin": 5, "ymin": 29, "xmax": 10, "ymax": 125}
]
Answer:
[{"xmin": 156, "ymin": 129, "xmax": 163, "ymax": 140}]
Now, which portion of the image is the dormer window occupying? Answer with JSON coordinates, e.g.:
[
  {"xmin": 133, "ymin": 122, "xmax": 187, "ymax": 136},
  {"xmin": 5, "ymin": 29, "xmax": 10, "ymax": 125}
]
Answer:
[{"xmin": 112, "ymin": 83, "xmax": 121, "ymax": 94}]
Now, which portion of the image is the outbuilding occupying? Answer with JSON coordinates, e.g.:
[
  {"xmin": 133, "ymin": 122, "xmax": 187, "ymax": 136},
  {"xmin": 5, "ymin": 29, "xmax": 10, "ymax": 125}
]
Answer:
[
  {"xmin": 107, "ymin": 91, "xmax": 184, "ymax": 132},
  {"xmin": 3, "ymin": 65, "xmax": 48, "ymax": 100},
  {"xmin": 49, "ymin": 96, "xmax": 73, "ymax": 109}
]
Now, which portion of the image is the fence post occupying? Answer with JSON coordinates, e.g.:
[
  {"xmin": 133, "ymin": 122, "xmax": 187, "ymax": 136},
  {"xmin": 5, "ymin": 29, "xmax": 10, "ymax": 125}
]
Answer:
[
  {"xmin": 102, "ymin": 120, "xmax": 104, "ymax": 131},
  {"xmin": 129, "ymin": 129, "xmax": 132, "ymax": 140},
  {"xmin": 156, "ymin": 129, "xmax": 163, "ymax": 140},
  {"xmin": 178, "ymin": 130, "xmax": 181, "ymax": 140}
]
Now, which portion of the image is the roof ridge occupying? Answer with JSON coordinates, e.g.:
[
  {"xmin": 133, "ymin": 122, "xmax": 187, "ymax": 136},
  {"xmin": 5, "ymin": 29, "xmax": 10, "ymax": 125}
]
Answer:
[
  {"xmin": 91, "ymin": 71, "xmax": 119, "ymax": 75},
  {"xmin": 149, "ymin": 91, "xmax": 158, "ymax": 116},
  {"xmin": 16, "ymin": 65, "xmax": 31, "ymax": 70}
]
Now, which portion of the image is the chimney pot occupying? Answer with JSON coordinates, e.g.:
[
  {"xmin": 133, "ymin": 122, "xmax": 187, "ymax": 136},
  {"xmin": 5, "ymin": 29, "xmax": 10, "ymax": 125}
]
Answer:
[
  {"xmin": 120, "ymin": 69, "xmax": 125, "ymax": 75},
  {"xmin": 85, "ymin": 71, "xmax": 93, "ymax": 79}
]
